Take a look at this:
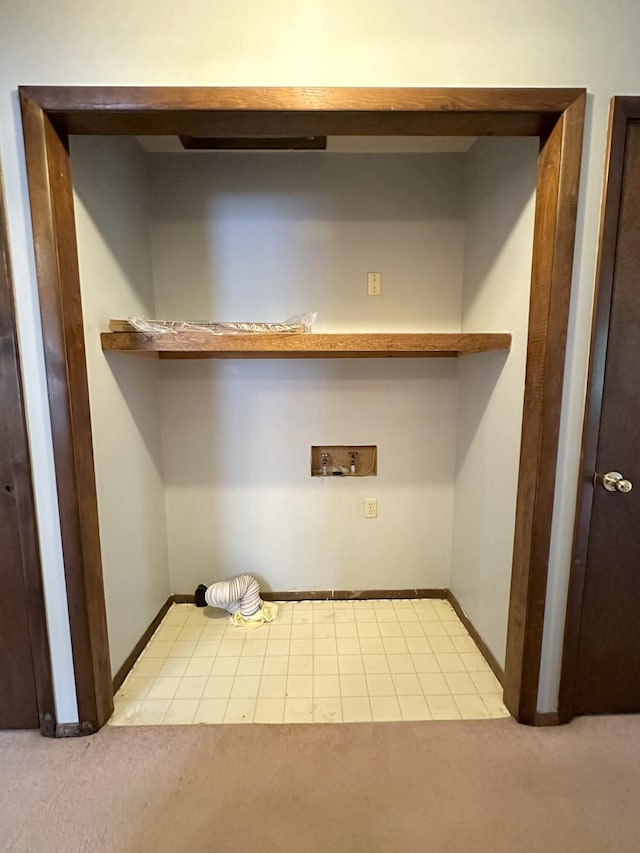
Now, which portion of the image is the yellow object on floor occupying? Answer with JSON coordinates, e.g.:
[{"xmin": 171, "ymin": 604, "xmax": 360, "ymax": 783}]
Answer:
[{"xmin": 230, "ymin": 601, "xmax": 279, "ymax": 630}]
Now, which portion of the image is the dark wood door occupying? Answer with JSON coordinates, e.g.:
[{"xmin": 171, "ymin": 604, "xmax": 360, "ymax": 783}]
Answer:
[
  {"xmin": 0, "ymin": 434, "xmax": 39, "ymax": 729},
  {"xmin": 571, "ymin": 119, "xmax": 640, "ymax": 714},
  {"xmin": 0, "ymin": 170, "xmax": 52, "ymax": 731}
]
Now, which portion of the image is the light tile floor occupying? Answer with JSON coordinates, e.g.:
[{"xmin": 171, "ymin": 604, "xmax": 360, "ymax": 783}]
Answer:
[{"xmin": 109, "ymin": 599, "xmax": 510, "ymax": 726}]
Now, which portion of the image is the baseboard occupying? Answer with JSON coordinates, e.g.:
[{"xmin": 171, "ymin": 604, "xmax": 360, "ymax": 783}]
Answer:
[
  {"xmin": 171, "ymin": 593, "xmax": 196, "ymax": 604},
  {"xmin": 112, "ymin": 597, "xmax": 174, "ymax": 694},
  {"xmin": 533, "ymin": 711, "xmax": 561, "ymax": 726},
  {"xmin": 446, "ymin": 591, "xmax": 505, "ymax": 686},
  {"xmin": 39, "ymin": 712, "xmax": 56, "ymax": 738},
  {"xmin": 262, "ymin": 589, "xmax": 449, "ymax": 601},
  {"xmin": 171, "ymin": 589, "xmax": 447, "ymax": 604},
  {"xmin": 55, "ymin": 722, "xmax": 83, "ymax": 738}
]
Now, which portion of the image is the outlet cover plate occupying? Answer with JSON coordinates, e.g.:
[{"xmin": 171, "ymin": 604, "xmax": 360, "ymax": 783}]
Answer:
[
  {"xmin": 364, "ymin": 497, "xmax": 377, "ymax": 518},
  {"xmin": 367, "ymin": 272, "xmax": 381, "ymax": 296}
]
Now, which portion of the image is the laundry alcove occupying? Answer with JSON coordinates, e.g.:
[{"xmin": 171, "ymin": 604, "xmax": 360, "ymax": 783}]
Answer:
[{"xmin": 20, "ymin": 87, "xmax": 585, "ymax": 730}]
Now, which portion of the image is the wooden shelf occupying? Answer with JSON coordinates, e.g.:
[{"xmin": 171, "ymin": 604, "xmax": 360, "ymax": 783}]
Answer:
[{"xmin": 100, "ymin": 329, "xmax": 511, "ymax": 359}]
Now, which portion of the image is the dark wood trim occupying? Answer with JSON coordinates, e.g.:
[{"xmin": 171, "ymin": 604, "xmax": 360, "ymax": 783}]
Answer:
[
  {"xmin": 263, "ymin": 589, "xmax": 449, "ymax": 601},
  {"xmin": 533, "ymin": 711, "xmax": 561, "ymax": 726},
  {"xmin": 18, "ymin": 86, "xmax": 586, "ymax": 732},
  {"xmin": 0, "ymin": 164, "xmax": 56, "ymax": 737},
  {"xmin": 171, "ymin": 593, "xmax": 197, "ymax": 604},
  {"xmin": 447, "ymin": 591, "xmax": 505, "ymax": 686},
  {"xmin": 170, "ymin": 593, "xmax": 196, "ymax": 604},
  {"xmin": 112, "ymin": 598, "xmax": 173, "ymax": 693},
  {"xmin": 18, "ymin": 86, "xmax": 586, "ymax": 114},
  {"xmin": 39, "ymin": 112, "xmax": 559, "ymax": 139},
  {"xmin": 18, "ymin": 86, "xmax": 583, "ymax": 138},
  {"xmin": 558, "ymin": 98, "xmax": 640, "ymax": 723},
  {"xmin": 503, "ymin": 93, "xmax": 586, "ymax": 724},
  {"xmin": 55, "ymin": 722, "xmax": 83, "ymax": 738},
  {"xmin": 20, "ymin": 93, "xmax": 113, "ymax": 733},
  {"xmin": 175, "ymin": 589, "xmax": 448, "ymax": 603}
]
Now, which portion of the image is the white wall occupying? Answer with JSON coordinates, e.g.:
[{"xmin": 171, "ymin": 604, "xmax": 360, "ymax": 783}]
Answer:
[
  {"xmin": 2, "ymin": 0, "xmax": 640, "ymax": 721},
  {"xmin": 149, "ymin": 153, "xmax": 465, "ymax": 330},
  {"xmin": 71, "ymin": 137, "xmax": 171, "ymax": 673},
  {"xmin": 451, "ymin": 138, "xmax": 538, "ymax": 667},
  {"xmin": 150, "ymin": 154, "xmax": 464, "ymax": 592}
]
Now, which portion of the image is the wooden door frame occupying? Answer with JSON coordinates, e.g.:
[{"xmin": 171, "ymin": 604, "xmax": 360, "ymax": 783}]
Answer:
[
  {"xmin": 559, "ymin": 97, "xmax": 640, "ymax": 722},
  {"xmin": 18, "ymin": 86, "xmax": 585, "ymax": 730},
  {"xmin": 0, "ymin": 163, "xmax": 56, "ymax": 736}
]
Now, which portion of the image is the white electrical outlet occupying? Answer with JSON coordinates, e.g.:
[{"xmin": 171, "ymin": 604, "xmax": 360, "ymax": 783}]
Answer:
[
  {"xmin": 367, "ymin": 272, "xmax": 381, "ymax": 296},
  {"xmin": 364, "ymin": 497, "xmax": 377, "ymax": 518}
]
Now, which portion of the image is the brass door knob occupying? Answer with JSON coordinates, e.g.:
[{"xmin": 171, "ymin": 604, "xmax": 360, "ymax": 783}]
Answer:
[{"xmin": 602, "ymin": 471, "xmax": 633, "ymax": 493}]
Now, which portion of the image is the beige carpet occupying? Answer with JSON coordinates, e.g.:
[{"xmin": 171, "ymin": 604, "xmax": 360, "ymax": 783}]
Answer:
[{"xmin": 1, "ymin": 716, "xmax": 639, "ymax": 852}]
